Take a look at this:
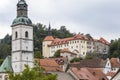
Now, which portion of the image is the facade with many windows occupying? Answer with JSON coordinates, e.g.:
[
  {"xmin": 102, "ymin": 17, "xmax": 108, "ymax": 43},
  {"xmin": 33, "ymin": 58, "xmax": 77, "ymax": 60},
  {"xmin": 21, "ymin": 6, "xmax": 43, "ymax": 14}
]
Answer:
[{"xmin": 42, "ymin": 33, "xmax": 109, "ymax": 58}]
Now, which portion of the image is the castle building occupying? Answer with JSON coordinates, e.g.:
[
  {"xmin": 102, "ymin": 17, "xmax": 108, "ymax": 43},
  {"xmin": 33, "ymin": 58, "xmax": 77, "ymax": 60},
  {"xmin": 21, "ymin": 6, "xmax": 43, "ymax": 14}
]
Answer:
[
  {"xmin": 42, "ymin": 26, "xmax": 109, "ymax": 58},
  {"xmin": 11, "ymin": 0, "xmax": 34, "ymax": 73}
]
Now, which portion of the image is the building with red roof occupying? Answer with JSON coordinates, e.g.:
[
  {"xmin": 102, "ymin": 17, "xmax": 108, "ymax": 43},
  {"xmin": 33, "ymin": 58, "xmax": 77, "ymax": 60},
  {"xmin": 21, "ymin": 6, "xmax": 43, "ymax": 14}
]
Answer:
[
  {"xmin": 68, "ymin": 67, "xmax": 108, "ymax": 80},
  {"xmin": 42, "ymin": 28, "xmax": 110, "ymax": 58}
]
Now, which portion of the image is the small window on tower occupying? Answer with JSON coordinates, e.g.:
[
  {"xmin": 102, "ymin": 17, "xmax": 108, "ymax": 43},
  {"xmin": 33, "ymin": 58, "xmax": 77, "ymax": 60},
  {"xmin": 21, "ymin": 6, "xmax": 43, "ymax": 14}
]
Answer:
[
  {"xmin": 25, "ymin": 31, "xmax": 28, "ymax": 38},
  {"xmin": 15, "ymin": 31, "xmax": 18, "ymax": 39}
]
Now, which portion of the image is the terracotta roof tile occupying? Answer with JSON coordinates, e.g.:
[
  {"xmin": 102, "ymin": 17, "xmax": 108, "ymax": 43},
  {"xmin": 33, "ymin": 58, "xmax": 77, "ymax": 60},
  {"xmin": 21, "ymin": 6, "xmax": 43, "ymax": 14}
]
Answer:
[
  {"xmin": 87, "ymin": 68, "xmax": 108, "ymax": 80},
  {"xmin": 70, "ymin": 67, "xmax": 96, "ymax": 80},
  {"xmin": 99, "ymin": 37, "xmax": 110, "ymax": 45},
  {"xmin": 50, "ymin": 33, "xmax": 89, "ymax": 46},
  {"xmin": 110, "ymin": 58, "xmax": 120, "ymax": 68},
  {"xmin": 60, "ymin": 48, "xmax": 77, "ymax": 55},
  {"xmin": 106, "ymin": 72, "xmax": 116, "ymax": 77},
  {"xmin": 70, "ymin": 67, "xmax": 108, "ymax": 80},
  {"xmin": 36, "ymin": 58, "xmax": 62, "ymax": 72},
  {"xmin": 44, "ymin": 36, "xmax": 54, "ymax": 41}
]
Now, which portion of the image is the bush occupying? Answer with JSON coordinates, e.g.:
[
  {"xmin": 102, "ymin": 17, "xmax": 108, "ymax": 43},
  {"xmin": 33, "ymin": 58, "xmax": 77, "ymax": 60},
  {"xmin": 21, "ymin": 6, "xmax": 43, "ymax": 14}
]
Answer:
[
  {"xmin": 70, "ymin": 57, "xmax": 83, "ymax": 63},
  {"xmin": 54, "ymin": 49, "xmax": 61, "ymax": 57}
]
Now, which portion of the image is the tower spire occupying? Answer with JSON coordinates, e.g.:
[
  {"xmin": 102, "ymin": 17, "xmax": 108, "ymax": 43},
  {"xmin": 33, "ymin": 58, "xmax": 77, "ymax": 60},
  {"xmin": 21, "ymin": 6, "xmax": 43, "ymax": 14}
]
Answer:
[{"xmin": 48, "ymin": 23, "xmax": 52, "ymax": 36}]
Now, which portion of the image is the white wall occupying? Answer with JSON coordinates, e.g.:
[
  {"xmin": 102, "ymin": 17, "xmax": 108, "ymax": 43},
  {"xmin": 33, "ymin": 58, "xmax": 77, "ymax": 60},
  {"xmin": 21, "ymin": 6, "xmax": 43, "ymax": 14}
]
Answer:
[{"xmin": 12, "ymin": 25, "xmax": 34, "ymax": 73}]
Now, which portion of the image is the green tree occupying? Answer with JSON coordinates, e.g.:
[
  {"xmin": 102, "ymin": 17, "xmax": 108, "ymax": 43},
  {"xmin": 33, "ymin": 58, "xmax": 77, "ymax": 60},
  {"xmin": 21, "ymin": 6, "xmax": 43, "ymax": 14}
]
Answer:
[
  {"xmin": 34, "ymin": 51, "xmax": 44, "ymax": 58},
  {"xmin": 70, "ymin": 57, "xmax": 83, "ymax": 63},
  {"xmin": 85, "ymin": 55, "xmax": 93, "ymax": 60},
  {"xmin": 54, "ymin": 49, "xmax": 61, "ymax": 57},
  {"xmin": 109, "ymin": 38, "xmax": 120, "ymax": 58},
  {"xmin": 9, "ymin": 64, "xmax": 57, "ymax": 80}
]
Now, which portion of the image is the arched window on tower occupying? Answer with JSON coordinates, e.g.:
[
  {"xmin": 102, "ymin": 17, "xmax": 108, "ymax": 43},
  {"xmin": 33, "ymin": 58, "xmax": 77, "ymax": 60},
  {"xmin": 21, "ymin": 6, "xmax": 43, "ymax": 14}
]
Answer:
[
  {"xmin": 25, "ymin": 31, "xmax": 28, "ymax": 38},
  {"xmin": 15, "ymin": 31, "xmax": 18, "ymax": 39}
]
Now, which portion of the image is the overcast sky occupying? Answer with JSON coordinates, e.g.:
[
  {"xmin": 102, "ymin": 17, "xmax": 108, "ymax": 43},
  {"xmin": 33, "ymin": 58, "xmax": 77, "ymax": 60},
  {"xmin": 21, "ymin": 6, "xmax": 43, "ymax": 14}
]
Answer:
[{"xmin": 0, "ymin": 0, "xmax": 120, "ymax": 41}]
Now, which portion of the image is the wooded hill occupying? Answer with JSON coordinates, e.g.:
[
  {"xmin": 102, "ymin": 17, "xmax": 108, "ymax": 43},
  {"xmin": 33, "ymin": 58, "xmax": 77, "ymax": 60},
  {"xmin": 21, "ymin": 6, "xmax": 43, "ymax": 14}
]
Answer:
[
  {"xmin": 0, "ymin": 23, "xmax": 74, "ymax": 59},
  {"xmin": 0, "ymin": 23, "xmax": 119, "ymax": 59}
]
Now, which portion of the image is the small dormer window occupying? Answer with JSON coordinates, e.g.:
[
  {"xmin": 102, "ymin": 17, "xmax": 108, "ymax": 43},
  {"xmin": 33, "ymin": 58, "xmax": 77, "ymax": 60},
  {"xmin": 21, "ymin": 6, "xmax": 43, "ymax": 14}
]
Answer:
[
  {"xmin": 15, "ymin": 31, "xmax": 18, "ymax": 39},
  {"xmin": 25, "ymin": 31, "xmax": 28, "ymax": 38}
]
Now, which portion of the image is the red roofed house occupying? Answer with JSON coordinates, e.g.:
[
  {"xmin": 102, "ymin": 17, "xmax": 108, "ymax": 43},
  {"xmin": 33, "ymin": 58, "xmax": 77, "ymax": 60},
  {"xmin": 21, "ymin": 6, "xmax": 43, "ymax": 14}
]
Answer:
[
  {"xmin": 68, "ymin": 67, "xmax": 108, "ymax": 80},
  {"xmin": 42, "ymin": 27, "xmax": 109, "ymax": 58},
  {"xmin": 110, "ymin": 58, "xmax": 120, "ymax": 72},
  {"xmin": 36, "ymin": 58, "xmax": 62, "ymax": 72},
  {"xmin": 60, "ymin": 48, "xmax": 77, "ymax": 62}
]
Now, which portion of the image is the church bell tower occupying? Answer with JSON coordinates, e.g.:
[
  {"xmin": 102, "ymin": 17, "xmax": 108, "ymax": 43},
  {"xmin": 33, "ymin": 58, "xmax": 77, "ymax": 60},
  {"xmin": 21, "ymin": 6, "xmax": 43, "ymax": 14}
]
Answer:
[{"xmin": 11, "ymin": 0, "xmax": 34, "ymax": 73}]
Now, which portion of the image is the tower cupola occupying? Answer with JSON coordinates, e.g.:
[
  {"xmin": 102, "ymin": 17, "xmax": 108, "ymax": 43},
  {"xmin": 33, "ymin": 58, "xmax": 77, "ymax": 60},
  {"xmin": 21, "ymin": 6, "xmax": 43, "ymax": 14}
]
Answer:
[
  {"xmin": 11, "ymin": 0, "xmax": 32, "ymax": 27},
  {"xmin": 17, "ymin": 0, "xmax": 28, "ymax": 17}
]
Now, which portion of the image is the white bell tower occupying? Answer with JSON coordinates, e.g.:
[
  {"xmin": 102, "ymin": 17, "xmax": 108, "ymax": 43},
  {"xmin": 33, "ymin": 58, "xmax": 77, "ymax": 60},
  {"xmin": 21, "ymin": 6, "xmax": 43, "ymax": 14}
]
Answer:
[{"xmin": 11, "ymin": 0, "xmax": 34, "ymax": 73}]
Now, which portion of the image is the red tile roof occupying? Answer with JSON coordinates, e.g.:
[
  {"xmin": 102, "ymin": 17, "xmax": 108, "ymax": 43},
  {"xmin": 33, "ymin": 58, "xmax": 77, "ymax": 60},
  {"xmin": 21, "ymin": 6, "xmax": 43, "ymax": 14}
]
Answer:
[
  {"xmin": 70, "ymin": 67, "xmax": 108, "ymax": 80},
  {"xmin": 106, "ymin": 72, "xmax": 116, "ymax": 77},
  {"xmin": 60, "ymin": 48, "xmax": 77, "ymax": 55},
  {"xmin": 87, "ymin": 68, "xmax": 108, "ymax": 80},
  {"xmin": 36, "ymin": 58, "xmax": 62, "ymax": 72},
  {"xmin": 44, "ymin": 34, "xmax": 109, "ymax": 46},
  {"xmin": 110, "ymin": 58, "xmax": 120, "ymax": 68},
  {"xmin": 44, "ymin": 36, "xmax": 54, "ymax": 41},
  {"xmin": 50, "ymin": 34, "xmax": 88, "ymax": 46},
  {"xmin": 99, "ymin": 37, "xmax": 110, "ymax": 45}
]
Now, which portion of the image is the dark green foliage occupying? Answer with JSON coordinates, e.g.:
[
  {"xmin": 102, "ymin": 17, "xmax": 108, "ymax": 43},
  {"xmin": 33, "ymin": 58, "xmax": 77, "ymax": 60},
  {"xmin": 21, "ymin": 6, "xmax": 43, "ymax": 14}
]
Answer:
[
  {"xmin": 33, "ymin": 23, "xmax": 47, "ymax": 53},
  {"xmin": 54, "ymin": 49, "xmax": 61, "ymax": 57},
  {"xmin": 109, "ymin": 38, "xmax": 120, "ymax": 58},
  {"xmin": 0, "ymin": 34, "xmax": 11, "ymax": 59},
  {"xmin": 70, "ymin": 57, "xmax": 83, "ymax": 63},
  {"xmin": 8, "ymin": 64, "xmax": 57, "ymax": 80},
  {"xmin": 33, "ymin": 23, "xmax": 74, "ymax": 58},
  {"xmin": 34, "ymin": 51, "xmax": 44, "ymax": 59},
  {"xmin": 85, "ymin": 55, "xmax": 93, "ymax": 59},
  {"xmin": 0, "ymin": 59, "xmax": 4, "ymax": 65}
]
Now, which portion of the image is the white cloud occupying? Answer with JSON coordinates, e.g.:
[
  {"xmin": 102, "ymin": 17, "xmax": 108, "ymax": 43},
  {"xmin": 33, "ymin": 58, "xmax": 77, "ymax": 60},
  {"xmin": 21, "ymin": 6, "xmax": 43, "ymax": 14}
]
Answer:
[{"xmin": 0, "ymin": 0, "xmax": 120, "ymax": 41}]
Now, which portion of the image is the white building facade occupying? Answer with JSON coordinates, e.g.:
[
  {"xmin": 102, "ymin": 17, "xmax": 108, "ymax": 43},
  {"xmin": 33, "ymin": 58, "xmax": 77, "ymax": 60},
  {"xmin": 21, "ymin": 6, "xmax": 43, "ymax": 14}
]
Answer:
[
  {"xmin": 11, "ymin": 0, "xmax": 34, "ymax": 73},
  {"xmin": 43, "ymin": 33, "xmax": 109, "ymax": 58}
]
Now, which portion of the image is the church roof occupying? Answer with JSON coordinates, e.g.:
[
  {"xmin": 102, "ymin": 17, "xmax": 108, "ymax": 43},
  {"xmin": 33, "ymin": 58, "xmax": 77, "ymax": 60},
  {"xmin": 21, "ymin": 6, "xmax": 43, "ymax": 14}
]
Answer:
[
  {"xmin": 11, "ymin": 17, "xmax": 32, "ymax": 27},
  {"xmin": 0, "ymin": 56, "xmax": 13, "ymax": 73},
  {"xmin": 17, "ymin": 0, "xmax": 27, "ymax": 5}
]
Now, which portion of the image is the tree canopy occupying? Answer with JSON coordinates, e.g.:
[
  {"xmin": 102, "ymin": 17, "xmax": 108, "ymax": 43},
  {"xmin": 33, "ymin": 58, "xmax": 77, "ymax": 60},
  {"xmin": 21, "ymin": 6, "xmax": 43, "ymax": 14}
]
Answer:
[
  {"xmin": 109, "ymin": 38, "xmax": 120, "ymax": 58},
  {"xmin": 9, "ymin": 64, "xmax": 57, "ymax": 80}
]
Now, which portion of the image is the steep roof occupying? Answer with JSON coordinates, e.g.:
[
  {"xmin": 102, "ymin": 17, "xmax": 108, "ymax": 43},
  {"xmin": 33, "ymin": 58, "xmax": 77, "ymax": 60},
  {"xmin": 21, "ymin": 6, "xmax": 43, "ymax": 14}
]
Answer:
[
  {"xmin": 70, "ymin": 67, "xmax": 96, "ymax": 80},
  {"xmin": 50, "ymin": 34, "xmax": 88, "ymax": 46},
  {"xmin": 110, "ymin": 58, "xmax": 120, "ymax": 68},
  {"xmin": 87, "ymin": 68, "xmax": 108, "ymax": 80},
  {"xmin": 70, "ymin": 67, "xmax": 108, "ymax": 80},
  {"xmin": 36, "ymin": 58, "xmax": 62, "ymax": 72},
  {"xmin": 43, "ymin": 36, "xmax": 54, "ymax": 41},
  {"xmin": 99, "ymin": 37, "xmax": 110, "ymax": 45},
  {"xmin": 0, "ymin": 56, "xmax": 13, "ymax": 73}
]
